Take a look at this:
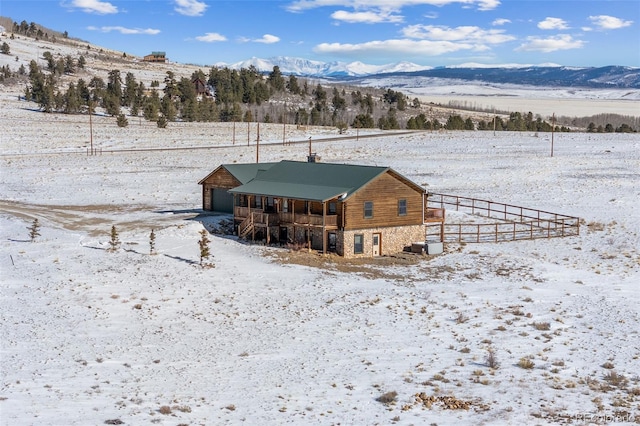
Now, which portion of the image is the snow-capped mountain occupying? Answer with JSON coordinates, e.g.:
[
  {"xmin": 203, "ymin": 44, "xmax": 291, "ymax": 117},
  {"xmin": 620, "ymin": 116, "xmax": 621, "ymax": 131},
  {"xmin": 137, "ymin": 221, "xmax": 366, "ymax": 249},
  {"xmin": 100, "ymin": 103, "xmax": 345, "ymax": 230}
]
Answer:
[
  {"xmin": 215, "ymin": 56, "xmax": 640, "ymax": 88},
  {"xmin": 216, "ymin": 56, "xmax": 431, "ymax": 77}
]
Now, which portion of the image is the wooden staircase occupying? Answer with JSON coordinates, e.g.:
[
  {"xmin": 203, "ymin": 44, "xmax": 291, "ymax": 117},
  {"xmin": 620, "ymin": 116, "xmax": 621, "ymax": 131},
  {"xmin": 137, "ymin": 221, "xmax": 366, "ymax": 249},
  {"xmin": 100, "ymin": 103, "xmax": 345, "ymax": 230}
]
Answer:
[{"xmin": 238, "ymin": 214, "xmax": 254, "ymax": 239}]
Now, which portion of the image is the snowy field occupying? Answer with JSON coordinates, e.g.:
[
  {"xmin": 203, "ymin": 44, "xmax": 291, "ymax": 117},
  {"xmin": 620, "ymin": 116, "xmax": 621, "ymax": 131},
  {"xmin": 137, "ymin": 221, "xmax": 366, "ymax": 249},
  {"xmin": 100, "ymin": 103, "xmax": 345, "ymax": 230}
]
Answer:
[{"xmin": 1, "ymin": 87, "xmax": 640, "ymax": 426}]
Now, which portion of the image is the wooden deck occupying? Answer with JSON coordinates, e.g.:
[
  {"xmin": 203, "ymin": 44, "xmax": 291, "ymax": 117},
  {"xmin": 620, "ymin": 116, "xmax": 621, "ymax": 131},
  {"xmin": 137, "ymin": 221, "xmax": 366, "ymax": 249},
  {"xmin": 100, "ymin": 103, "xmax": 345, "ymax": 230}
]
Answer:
[{"xmin": 235, "ymin": 206, "xmax": 338, "ymax": 228}]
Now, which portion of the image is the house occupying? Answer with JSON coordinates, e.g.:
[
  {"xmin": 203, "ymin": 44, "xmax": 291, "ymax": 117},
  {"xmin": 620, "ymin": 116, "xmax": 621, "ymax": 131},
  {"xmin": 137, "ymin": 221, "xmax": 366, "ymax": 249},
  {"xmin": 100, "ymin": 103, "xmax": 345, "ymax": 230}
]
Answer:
[
  {"xmin": 143, "ymin": 51, "xmax": 166, "ymax": 63},
  {"xmin": 198, "ymin": 160, "xmax": 445, "ymax": 258},
  {"xmin": 192, "ymin": 76, "xmax": 212, "ymax": 98}
]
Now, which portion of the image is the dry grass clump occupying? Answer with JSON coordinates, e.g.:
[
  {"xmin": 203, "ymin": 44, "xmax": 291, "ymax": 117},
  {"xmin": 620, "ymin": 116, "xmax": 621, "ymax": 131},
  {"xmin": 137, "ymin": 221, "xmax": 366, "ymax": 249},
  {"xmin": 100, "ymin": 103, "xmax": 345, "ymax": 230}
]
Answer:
[
  {"xmin": 518, "ymin": 357, "xmax": 535, "ymax": 369},
  {"xmin": 603, "ymin": 371, "xmax": 628, "ymax": 388},
  {"xmin": 455, "ymin": 312, "xmax": 469, "ymax": 324},
  {"xmin": 601, "ymin": 361, "xmax": 615, "ymax": 369},
  {"xmin": 158, "ymin": 405, "xmax": 172, "ymax": 415},
  {"xmin": 532, "ymin": 322, "xmax": 550, "ymax": 331}
]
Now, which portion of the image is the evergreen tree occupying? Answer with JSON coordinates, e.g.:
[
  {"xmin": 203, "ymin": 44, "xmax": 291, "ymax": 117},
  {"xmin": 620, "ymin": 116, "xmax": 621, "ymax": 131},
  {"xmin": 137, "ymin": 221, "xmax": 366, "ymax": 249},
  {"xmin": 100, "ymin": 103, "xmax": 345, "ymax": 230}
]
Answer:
[
  {"xmin": 267, "ymin": 65, "xmax": 285, "ymax": 91},
  {"xmin": 198, "ymin": 229, "xmax": 211, "ymax": 265},
  {"xmin": 157, "ymin": 115, "xmax": 168, "ymax": 128},
  {"xmin": 63, "ymin": 82, "xmax": 81, "ymax": 114},
  {"xmin": 108, "ymin": 225, "xmax": 120, "ymax": 252},
  {"xmin": 64, "ymin": 55, "xmax": 75, "ymax": 74},
  {"xmin": 464, "ymin": 117, "xmax": 475, "ymax": 130},
  {"xmin": 116, "ymin": 113, "xmax": 128, "ymax": 127},
  {"xmin": 123, "ymin": 72, "xmax": 137, "ymax": 107},
  {"xmin": 27, "ymin": 218, "xmax": 41, "ymax": 242},
  {"xmin": 149, "ymin": 229, "xmax": 156, "ymax": 255},
  {"xmin": 287, "ymin": 75, "xmax": 300, "ymax": 95},
  {"xmin": 1, "ymin": 42, "xmax": 10, "ymax": 55}
]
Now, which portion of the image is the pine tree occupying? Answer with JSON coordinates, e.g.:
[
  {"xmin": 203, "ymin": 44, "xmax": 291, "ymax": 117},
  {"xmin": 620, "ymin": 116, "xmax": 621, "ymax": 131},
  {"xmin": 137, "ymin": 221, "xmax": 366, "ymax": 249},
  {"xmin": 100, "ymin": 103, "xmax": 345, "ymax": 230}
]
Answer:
[
  {"xmin": 198, "ymin": 229, "xmax": 211, "ymax": 265},
  {"xmin": 27, "ymin": 218, "xmax": 41, "ymax": 242},
  {"xmin": 116, "ymin": 113, "xmax": 128, "ymax": 127},
  {"xmin": 149, "ymin": 229, "xmax": 156, "ymax": 255},
  {"xmin": 108, "ymin": 225, "xmax": 120, "ymax": 252},
  {"xmin": 156, "ymin": 115, "xmax": 168, "ymax": 128}
]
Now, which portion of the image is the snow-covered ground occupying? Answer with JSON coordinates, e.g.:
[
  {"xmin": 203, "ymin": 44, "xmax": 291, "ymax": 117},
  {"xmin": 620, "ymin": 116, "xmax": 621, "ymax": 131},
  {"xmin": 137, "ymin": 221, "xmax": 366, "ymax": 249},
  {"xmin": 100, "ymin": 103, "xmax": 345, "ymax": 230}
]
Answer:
[
  {"xmin": 1, "ymin": 83, "xmax": 640, "ymax": 425},
  {"xmin": 2, "ymin": 31, "xmax": 640, "ymax": 425}
]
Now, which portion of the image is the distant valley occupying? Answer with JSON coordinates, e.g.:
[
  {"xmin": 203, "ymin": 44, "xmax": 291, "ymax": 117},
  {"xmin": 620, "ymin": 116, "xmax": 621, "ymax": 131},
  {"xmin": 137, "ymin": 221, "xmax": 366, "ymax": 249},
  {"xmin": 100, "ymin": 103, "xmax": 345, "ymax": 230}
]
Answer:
[{"xmin": 222, "ymin": 57, "xmax": 640, "ymax": 89}]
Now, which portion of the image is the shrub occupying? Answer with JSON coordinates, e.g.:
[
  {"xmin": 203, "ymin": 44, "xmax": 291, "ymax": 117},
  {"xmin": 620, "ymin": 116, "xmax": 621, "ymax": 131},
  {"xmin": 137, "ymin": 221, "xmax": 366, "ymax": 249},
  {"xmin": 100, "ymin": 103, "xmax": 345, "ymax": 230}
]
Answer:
[
  {"xmin": 376, "ymin": 391, "xmax": 398, "ymax": 405},
  {"xmin": 486, "ymin": 348, "xmax": 499, "ymax": 369},
  {"xmin": 158, "ymin": 405, "xmax": 171, "ymax": 415}
]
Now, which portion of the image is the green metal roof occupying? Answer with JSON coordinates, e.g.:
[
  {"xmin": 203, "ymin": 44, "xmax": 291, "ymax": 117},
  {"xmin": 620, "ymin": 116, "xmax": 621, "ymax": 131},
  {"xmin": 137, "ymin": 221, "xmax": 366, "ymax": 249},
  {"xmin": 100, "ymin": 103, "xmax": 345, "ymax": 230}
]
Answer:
[
  {"xmin": 198, "ymin": 162, "xmax": 277, "ymax": 185},
  {"xmin": 222, "ymin": 162, "xmax": 277, "ymax": 184},
  {"xmin": 228, "ymin": 160, "xmax": 395, "ymax": 202}
]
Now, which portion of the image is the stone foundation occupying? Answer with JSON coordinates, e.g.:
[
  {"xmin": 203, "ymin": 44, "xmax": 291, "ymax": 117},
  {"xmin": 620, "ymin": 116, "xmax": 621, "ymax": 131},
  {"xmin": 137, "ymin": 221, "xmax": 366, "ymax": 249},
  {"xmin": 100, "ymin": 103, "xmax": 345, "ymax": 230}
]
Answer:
[{"xmin": 338, "ymin": 225, "xmax": 425, "ymax": 258}]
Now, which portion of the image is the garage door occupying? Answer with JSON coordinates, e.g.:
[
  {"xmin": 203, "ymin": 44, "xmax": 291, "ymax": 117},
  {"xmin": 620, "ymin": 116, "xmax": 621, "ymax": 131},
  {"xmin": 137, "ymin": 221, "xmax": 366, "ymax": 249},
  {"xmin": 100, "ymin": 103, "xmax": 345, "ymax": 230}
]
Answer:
[{"xmin": 211, "ymin": 188, "xmax": 234, "ymax": 213}]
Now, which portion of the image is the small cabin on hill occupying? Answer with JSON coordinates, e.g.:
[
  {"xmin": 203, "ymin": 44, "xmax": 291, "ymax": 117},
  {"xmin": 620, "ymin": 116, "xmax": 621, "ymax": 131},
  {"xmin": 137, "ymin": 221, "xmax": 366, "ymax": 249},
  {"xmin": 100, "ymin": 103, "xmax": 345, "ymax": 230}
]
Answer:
[
  {"xmin": 143, "ymin": 51, "xmax": 166, "ymax": 63},
  {"xmin": 192, "ymin": 76, "xmax": 212, "ymax": 98},
  {"xmin": 199, "ymin": 160, "xmax": 445, "ymax": 258}
]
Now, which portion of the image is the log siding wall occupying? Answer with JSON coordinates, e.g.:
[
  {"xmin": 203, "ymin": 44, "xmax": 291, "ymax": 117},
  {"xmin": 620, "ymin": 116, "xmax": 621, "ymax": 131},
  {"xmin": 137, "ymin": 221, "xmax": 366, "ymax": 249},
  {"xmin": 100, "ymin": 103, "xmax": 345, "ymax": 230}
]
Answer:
[
  {"xmin": 201, "ymin": 168, "xmax": 241, "ymax": 211},
  {"xmin": 344, "ymin": 172, "xmax": 423, "ymax": 230}
]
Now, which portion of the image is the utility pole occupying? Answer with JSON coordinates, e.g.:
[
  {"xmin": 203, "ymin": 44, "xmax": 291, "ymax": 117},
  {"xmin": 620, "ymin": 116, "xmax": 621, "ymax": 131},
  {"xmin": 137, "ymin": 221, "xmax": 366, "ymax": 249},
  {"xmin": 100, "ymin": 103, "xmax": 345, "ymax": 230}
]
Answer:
[
  {"xmin": 256, "ymin": 122, "xmax": 260, "ymax": 163},
  {"xmin": 89, "ymin": 101, "xmax": 94, "ymax": 155},
  {"xmin": 551, "ymin": 113, "xmax": 555, "ymax": 157},
  {"xmin": 283, "ymin": 102, "xmax": 287, "ymax": 145}
]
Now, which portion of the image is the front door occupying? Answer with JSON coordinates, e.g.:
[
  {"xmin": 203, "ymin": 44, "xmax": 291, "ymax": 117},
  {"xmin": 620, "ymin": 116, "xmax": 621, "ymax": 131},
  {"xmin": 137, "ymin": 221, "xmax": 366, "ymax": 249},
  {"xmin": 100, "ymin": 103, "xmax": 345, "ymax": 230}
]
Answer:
[{"xmin": 372, "ymin": 233, "xmax": 381, "ymax": 256}]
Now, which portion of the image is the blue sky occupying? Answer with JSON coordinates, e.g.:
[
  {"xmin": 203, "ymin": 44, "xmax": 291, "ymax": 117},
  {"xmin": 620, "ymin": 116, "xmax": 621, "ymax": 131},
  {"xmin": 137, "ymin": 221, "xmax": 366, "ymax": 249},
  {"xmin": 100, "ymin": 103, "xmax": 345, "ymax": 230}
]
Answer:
[{"xmin": 2, "ymin": 0, "xmax": 639, "ymax": 67}]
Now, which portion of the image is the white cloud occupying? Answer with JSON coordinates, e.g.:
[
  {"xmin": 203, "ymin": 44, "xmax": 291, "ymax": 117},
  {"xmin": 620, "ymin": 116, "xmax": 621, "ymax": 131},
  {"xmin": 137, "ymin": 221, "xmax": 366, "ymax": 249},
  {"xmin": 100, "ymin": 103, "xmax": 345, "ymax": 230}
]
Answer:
[
  {"xmin": 402, "ymin": 24, "xmax": 515, "ymax": 44},
  {"xmin": 195, "ymin": 32, "xmax": 227, "ymax": 42},
  {"xmin": 331, "ymin": 9, "xmax": 403, "ymax": 23},
  {"xmin": 314, "ymin": 38, "xmax": 477, "ymax": 57},
  {"xmin": 86, "ymin": 26, "xmax": 160, "ymax": 35},
  {"xmin": 516, "ymin": 34, "xmax": 585, "ymax": 53},
  {"xmin": 286, "ymin": 0, "xmax": 500, "ymax": 13},
  {"xmin": 255, "ymin": 34, "xmax": 281, "ymax": 44},
  {"xmin": 588, "ymin": 15, "xmax": 633, "ymax": 30},
  {"xmin": 492, "ymin": 18, "xmax": 511, "ymax": 26},
  {"xmin": 537, "ymin": 17, "xmax": 569, "ymax": 30},
  {"xmin": 68, "ymin": 0, "xmax": 118, "ymax": 14},
  {"xmin": 238, "ymin": 34, "xmax": 281, "ymax": 44},
  {"xmin": 174, "ymin": 0, "xmax": 208, "ymax": 17}
]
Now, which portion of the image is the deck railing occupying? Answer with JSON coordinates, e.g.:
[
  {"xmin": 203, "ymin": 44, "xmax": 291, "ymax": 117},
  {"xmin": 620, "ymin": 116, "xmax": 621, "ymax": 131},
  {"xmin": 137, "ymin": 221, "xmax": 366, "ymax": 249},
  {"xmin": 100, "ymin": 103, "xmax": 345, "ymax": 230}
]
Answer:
[
  {"xmin": 235, "ymin": 206, "xmax": 337, "ymax": 227},
  {"xmin": 425, "ymin": 193, "xmax": 580, "ymax": 243}
]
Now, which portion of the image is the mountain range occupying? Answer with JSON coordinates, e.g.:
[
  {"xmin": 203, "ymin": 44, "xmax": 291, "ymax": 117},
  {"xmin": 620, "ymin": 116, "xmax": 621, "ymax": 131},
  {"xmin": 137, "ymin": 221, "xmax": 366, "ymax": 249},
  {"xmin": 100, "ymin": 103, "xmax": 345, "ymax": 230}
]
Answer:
[{"xmin": 219, "ymin": 57, "xmax": 640, "ymax": 89}]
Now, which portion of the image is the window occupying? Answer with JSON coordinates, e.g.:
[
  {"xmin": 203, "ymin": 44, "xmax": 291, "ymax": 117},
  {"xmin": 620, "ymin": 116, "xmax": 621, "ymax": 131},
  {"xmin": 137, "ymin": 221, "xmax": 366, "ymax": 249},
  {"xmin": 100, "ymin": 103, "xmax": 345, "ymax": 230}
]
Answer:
[
  {"xmin": 364, "ymin": 201, "xmax": 373, "ymax": 219},
  {"xmin": 328, "ymin": 202, "xmax": 336, "ymax": 214},
  {"xmin": 354, "ymin": 234, "xmax": 364, "ymax": 254},
  {"xmin": 398, "ymin": 199, "xmax": 407, "ymax": 216},
  {"xmin": 255, "ymin": 197, "xmax": 262, "ymax": 208}
]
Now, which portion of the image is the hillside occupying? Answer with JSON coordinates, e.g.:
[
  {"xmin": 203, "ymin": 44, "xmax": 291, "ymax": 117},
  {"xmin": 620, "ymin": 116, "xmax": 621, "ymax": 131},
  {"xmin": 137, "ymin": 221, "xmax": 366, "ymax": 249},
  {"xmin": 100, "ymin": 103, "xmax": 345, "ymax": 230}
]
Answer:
[{"xmin": 2, "ymin": 27, "xmax": 638, "ymax": 131}]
